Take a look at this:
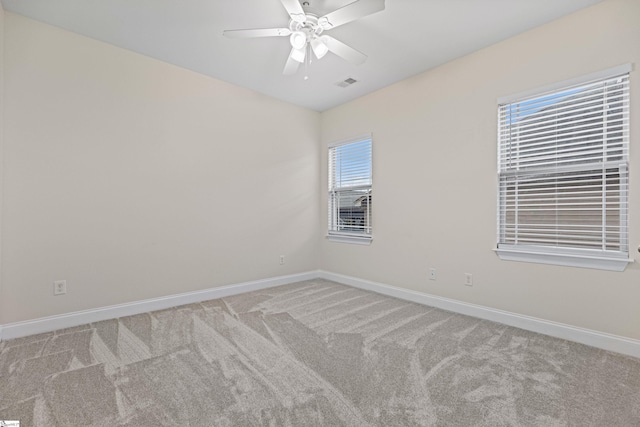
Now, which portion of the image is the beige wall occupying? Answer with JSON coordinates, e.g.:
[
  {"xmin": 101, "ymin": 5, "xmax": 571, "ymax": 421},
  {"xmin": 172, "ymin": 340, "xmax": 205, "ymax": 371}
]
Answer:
[
  {"xmin": 320, "ymin": 0, "xmax": 640, "ymax": 340},
  {"xmin": 1, "ymin": 13, "xmax": 320, "ymax": 324}
]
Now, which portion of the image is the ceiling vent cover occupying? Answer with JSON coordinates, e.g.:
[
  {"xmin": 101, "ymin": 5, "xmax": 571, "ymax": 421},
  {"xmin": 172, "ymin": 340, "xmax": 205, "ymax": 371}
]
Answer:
[{"xmin": 337, "ymin": 77, "xmax": 358, "ymax": 88}]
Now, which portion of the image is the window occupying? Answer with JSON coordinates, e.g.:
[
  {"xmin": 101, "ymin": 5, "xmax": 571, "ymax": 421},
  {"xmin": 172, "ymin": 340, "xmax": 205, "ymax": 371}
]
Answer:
[
  {"xmin": 328, "ymin": 135, "xmax": 372, "ymax": 244},
  {"xmin": 497, "ymin": 66, "xmax": 632, "ymax": 271}
]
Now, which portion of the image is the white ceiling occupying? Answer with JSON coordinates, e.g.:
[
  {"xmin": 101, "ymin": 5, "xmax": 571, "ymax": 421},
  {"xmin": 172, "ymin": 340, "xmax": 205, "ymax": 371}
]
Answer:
[{"xmin": 1, "ymin": 0, "xmax": 602, "ymax": 111}]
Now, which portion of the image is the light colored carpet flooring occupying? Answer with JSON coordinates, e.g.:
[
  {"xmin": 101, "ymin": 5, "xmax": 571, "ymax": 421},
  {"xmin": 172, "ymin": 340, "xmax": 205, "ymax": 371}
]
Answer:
[{"xmin": 1, "ymin": 279, "xmax": 639, "ymax": 426}]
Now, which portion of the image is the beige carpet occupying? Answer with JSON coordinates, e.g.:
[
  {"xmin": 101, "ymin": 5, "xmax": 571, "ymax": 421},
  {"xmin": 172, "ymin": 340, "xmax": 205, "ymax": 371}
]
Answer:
[{"xmin": 1, "ymin": 279, "xmax": 639, "ymax": 426}]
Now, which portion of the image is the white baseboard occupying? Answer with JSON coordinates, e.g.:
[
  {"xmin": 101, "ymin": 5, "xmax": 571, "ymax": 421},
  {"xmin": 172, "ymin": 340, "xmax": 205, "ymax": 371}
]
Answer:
[
  {"xmin": 2, "ymin": 269, "xmax": 638, "ymax": 359},
  {"xmin": 0, "ymin": 270, "xmax": 322, "ymax": 341},
  {"xmin": 318, "ymin": 270, "xmax": 640, "ymax": 359}
]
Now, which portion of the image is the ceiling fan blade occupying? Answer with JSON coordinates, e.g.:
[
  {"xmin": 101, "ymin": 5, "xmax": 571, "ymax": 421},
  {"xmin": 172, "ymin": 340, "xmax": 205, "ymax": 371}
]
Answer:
[
  {"xmin": 324, "ymin": 36, "xmax": 367, "ymax": 65},
  {"xmin": 223, "ymin": 28, "xmax": 291, "ymax": 39},
  {"xmin": 280, "ymin": 0, "xmax": 306, "ymax": 23},
  {"xmin": 318, "ymin": 0, "xmax": 385, "ymax": 29},
  {"xmin": 283, "ymin": 48, "xmax": 302, "ymax": 75}
]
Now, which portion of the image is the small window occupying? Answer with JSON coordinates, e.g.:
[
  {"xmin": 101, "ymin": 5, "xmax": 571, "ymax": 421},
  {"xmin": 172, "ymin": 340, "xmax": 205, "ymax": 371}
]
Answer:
[
  {"xmin": 496, "ymin": 66, "xmax": 632, "ymax": 271},
  {"xmin": 328, "ymin": 135, "xmax": 372, "ymax": 244}
]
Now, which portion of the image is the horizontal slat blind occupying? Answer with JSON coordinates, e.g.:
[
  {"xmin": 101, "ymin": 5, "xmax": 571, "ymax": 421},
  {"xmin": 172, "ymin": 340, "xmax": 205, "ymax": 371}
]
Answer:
[
  {"xmin": 498, "ymin": 73, "xmax": 629, "ymax": 254},
  {"xmin": 329, "ymin": 137, "xmax": 372, "ymax": 235},
  {"xmin": 329, "ymin": 139, "xmax": 372, "ymax": 190}
]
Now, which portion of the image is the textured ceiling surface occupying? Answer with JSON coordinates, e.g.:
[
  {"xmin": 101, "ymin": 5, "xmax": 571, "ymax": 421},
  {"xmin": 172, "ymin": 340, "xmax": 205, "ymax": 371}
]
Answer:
[{"xmin": 1, "ymin": 0, "xmax": 602, "ymax": 111}]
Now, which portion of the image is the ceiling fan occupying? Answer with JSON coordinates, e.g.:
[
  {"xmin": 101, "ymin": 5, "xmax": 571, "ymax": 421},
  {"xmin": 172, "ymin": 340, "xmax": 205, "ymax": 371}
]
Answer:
[{"xmin": 223, "ymin": 0, "xmax": 385, "ymax": 76}]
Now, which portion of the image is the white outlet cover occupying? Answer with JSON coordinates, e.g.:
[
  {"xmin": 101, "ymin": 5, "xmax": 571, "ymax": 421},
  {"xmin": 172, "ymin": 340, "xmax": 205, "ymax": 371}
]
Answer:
[
  {"xmin": 464, "ymin": 274, "xmax": 473, "ymax": 286},
  {"xmin": 53, "ymin": 280, "xmax": 67, "ymax": 295}
]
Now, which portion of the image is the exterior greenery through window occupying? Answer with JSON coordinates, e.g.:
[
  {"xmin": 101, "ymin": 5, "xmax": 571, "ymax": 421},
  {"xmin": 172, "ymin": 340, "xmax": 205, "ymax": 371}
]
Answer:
[
  {"xmin": 496, "ymin": 67, "xmax": 631, "ymax": 271},
  {"xmin": 328, "ymin": 135, "xmax": 372, "ymax": 243}
]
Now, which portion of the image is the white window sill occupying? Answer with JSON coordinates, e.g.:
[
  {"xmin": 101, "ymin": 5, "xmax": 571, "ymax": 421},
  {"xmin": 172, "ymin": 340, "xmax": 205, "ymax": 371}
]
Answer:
[
  {"xmin": 327, "ymin": 234, "xmax": 372, "ymax": 245},
  {"xmin": 495, "ymin": 247, "xmax": 633, "ymax": 272}
]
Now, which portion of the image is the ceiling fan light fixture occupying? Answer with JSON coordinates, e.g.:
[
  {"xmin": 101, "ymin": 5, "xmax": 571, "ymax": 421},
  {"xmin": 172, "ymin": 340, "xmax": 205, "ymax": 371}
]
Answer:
[
  {"xmin": 290, "ymin": 31, "xmax": 307, "ymax": 50},
  {"xmin": 310, "ymin": 36, "xmax": 329, "ymax": 59}
]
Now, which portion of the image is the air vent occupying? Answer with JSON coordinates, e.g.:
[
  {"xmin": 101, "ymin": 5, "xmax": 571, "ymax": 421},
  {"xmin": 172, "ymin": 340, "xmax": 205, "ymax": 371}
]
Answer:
[{"xmin": 336, "ymin": 77, "xmax": 358, "ymax": 88}]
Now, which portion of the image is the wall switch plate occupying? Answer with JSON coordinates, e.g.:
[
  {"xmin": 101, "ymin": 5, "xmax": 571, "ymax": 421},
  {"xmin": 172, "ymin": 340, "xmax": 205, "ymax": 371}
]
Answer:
[
  {"xmin": 464, "ymin": 273, "xmax": 473, "ymax": 286},
  {"xmin": 279, "ymin": 255, "xmax": 285, "ymax": 265},
  {"xmin": 54, "ymin": 280, "xmax": 67, "ymax": 295},
  {"xmin": 429, "ymin": 268, "xmax": 436, "ymax": 281}
]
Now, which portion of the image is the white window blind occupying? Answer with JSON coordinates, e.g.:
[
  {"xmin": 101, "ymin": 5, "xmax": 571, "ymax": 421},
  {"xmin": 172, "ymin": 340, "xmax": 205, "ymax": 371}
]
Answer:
[
  {"xmin": 497, "ymin": 70, "xmax": 630, "ymax": 270},
  {"xmin": 328, "ymin": 136, "xmax": 372, "ymax": 241}
]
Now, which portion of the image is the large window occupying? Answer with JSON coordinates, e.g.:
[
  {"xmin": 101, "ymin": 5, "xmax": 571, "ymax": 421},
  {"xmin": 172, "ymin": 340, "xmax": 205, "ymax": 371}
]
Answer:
[
  {"xmin": 497, "ymin": 66, "xmax": 631, "ymax": 271},
  {"xmin": 328, "ymin": 135, "xmax": 372, "ymax": 244}
]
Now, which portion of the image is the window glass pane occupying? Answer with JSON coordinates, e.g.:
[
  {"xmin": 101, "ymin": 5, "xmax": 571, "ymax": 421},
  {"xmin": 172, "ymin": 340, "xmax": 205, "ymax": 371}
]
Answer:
[
  {"xmin": 331, "ymin": 188, "xmax": 372, "ymax": 234},
  {"xmin": 500, "ymin": 168, "xmax": 623, "ymax": 250}
]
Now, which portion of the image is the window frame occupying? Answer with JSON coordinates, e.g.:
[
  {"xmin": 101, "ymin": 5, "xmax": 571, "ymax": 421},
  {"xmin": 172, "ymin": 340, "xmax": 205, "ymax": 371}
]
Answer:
[
  {"xmin": 327, "ymin": 134, "xmax": 373, "ymax": 245},
  {"xmin": 495, "ymin": 65, "xmax": 633, "ymax": 271}
]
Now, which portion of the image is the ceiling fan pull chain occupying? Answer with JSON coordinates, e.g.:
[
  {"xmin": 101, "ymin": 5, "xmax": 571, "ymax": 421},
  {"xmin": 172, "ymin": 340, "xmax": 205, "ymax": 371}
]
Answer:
[{"xmin": 304, "ymin": 44, "xmax": 310, "ymax": 80}]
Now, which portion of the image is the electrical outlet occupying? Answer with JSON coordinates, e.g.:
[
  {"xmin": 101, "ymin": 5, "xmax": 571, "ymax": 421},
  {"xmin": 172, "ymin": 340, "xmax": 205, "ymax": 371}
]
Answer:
[
  {"xmin": 429, "ymin": 268, "xmax": 436, "ymax": 281},
  {"xmin": 279, "ymin": 255, "xmax": 285, "ymax": 265},
  {"xmin": 464, "ymin": 273, "xmax": 473, "ymax": 287},
  {"xmin": 53, "ymin": 280, "xmax": 67, "ymax": 296}
]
